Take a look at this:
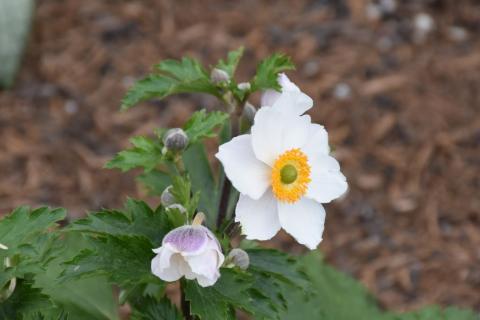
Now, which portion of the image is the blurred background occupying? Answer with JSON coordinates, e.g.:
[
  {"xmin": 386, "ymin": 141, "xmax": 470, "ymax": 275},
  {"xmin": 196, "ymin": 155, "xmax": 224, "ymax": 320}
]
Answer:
[{"xmin": 0, "ymin": 0, "xmax": 479, "ymax": 313}]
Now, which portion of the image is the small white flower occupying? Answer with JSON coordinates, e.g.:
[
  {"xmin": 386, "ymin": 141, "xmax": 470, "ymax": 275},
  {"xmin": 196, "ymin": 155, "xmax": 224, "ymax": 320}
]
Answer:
[
  {"xmin": 216, "ymin": 90, "xmax": 347, "ymax": 249},
  {"xmin": 151, "ymin": 224, "xmax": 224, "ymax": 287},
  {"xmin": 260, "ymin": 73, "xmax": 301, "ymax": 107}
]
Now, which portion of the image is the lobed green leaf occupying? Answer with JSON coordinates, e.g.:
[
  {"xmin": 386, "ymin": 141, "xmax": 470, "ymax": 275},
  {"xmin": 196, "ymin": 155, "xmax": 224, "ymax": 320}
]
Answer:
[
  {"xmin": 121, "ymin": 57, "xmax": 219, "ymax": 110},
  {"xmin": 0, "ymin": 207, "xmax": 66, "ymax": 252},
  {"xmin": 216, "ymin": 47, "xmax": 244, "ymax": 78},
  {"xmin": 250, "ymin": 53, "xmax": 295, "ymax": 91},
  {"xmin": 60, "ymin": 235, "xmax": 157, "ymax": 288},
  {"xmin": 130, "ymin": 296, "xmax": 182, "ymax": 320},
  {"xmin": 183, "ymin": 109, "xmax": 229, "ymax": 145},
  {"xmin": 68, "ymin": 199, "xmax": 171, "ymax": 246},
  {"xmin": 105, "ymin": 136, "xmax": 163, "ymax": 172}
]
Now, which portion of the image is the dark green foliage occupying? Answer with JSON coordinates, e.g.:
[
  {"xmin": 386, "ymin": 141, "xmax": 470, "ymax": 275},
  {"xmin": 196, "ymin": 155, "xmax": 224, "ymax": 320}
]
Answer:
[
  {"xmin": 60, "ymin": 235, "xmax": 157, "ymax": 288},
  {"xmin": 130, "ymin": 296, "xmax": 182, "ymax": 320},
  {"xmin": 0, "ymin": 207, "xmax": 66, "ymax": 252},
  {"xmin": 68, "ymin": 199, "xmax": 171, "ymax": 246},
  {"xmin": 184, "ymin": 249, "xmax": 309, "ymax": 320},
  {"xmin": 0, "ymin": 281, "xmax": 58, "ymax": 320}
]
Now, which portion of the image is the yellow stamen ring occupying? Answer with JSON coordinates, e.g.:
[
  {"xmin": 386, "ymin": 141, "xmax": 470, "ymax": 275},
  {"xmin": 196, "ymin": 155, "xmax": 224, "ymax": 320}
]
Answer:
[{"xmin": 271, "ymin": 148, "xmax": 311, "ymax": 203}]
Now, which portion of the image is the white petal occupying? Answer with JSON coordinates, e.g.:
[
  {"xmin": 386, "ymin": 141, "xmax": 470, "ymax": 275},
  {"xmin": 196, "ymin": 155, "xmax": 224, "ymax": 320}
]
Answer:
[
  {"xmin": 251, "ymin": 107, "xmax": 310, "ymax": 166},
  {"xmin": 261, "ymin": 73, "xmax": 300, "ymax": 107},
  {"xmin": 216, "ymin": 135, "xmax": 271, "ymax": 199},
  {"xmin": 261, "ymin": 90, "xmax": 281, "ymax": 107},
  {"xmin": 187, "ymin": 250, "xmax": 219, "ymax": 280},
  {"xmin": 271, "ymin": 91, "xmax": 313, "ymax": 116},
  {"xmin": 151, "ymin": 249, "xmax": 183, "ymax": 282},
  {"xmin": 278, "ymin": 73, "xmax": 301, "ymax": 92},
  {"xmin": 278, "ymin": 198, "xmax": 326, "ymax": 250},
  {"xmin": 302, "ymin": 123, "xmax": 330, "ymax": 159},
  {"xmin": 306, "ymin": 155, "xmax": 348, "ymax": 203},
  {"xmin": 235, "ymin": 191, "xmax": 281, "ymax": 241},
  {"xmin": 196, "ymin": 272, "xmax": 220, "ymax": 287},
  {"xmin": 203, "ymin": 235, "xmax": 225, "ymax": 268}
]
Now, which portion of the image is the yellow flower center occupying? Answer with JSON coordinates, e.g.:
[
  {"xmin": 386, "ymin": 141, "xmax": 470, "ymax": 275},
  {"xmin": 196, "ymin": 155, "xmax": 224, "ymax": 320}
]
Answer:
[{"xmin": 271, "ymin": 148, "xmax": 311, "ymax": 203}]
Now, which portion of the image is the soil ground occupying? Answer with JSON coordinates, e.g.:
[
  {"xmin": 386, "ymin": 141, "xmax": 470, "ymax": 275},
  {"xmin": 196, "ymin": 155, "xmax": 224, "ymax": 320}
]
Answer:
[{"xmin": 0, "ymin": 0, "xmax": 479, "ymax": 313}]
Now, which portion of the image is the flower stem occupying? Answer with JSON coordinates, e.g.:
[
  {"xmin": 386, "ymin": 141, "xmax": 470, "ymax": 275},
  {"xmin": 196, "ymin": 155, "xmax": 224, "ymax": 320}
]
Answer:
[
  {"xmin": 180, "ymin": 280, "xmax": 193, "ymax": 320},
  {"xmin": 216, "ymin": 111, "xmax": 241, "ymax": 229}
]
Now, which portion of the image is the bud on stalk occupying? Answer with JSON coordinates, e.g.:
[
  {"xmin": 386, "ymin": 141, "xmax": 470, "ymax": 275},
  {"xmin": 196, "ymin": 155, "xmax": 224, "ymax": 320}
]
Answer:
[
  {"xmin": 226, "ymin": 248, "xmax": 250, "ymax": 270},
  {"xmin": 160, "ymin": 185, "xmax": 176, "ymax": 207},
  {"xmin": 163, "ymin": 128, "xmax": 188, "ymax": 152},
  {"xmin": 210, "ymin": 68, "xmax": 230, "ymax": 84}
]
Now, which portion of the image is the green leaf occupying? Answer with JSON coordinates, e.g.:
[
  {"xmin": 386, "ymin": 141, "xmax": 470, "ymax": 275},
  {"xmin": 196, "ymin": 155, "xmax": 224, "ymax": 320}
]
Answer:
[
  {"xmin": 216, "ymin": 47, "xmax": 244, "ymax": 78},
  {"xmin": 34, "ymin": 233, "xmax": 119, "ymax": 320},
  {"xmin": 122, "ymin": 57, "xmax": 219, "ymax": 110},
  {"xmin": 105, "ymin": 136, "xmax": 163, "ymax": 172},
  {"xmin": 245, "ymin": 249, "xmax": 309, "ymax": 319},
  {"xmin": 246, "ymin": 248, "xmax": 306, "ymax": 285},
  {"xmin": 60, "ymin": 235, "xmax": 157, "ymax": 288},
  {"xmin": 288, "ymin": 252, "xmax": 382, "ymax": 320},
  {"xmin": 183, "ymin": 109, "xmax": 229, "ymax": 145},
  {"xmin": 130, "ymin": 296, "xmax": 182, "ymax": 320},
  {"xmin": 0, "ymin": 0, "xmax": 34, "ymax": 88},
  {"xmin": 183, "ymin": 143, "xmax": 218, "ymax": 227},
  {"xmin": 283, "ymin": 252, "xmax": 479, "ymax": 320},
  {"xmin": 250, "ymin": 53, "xmax": 295, "ymax": 91},
  {"xmin": 137, "ymin": 169, "xmax": 171, "ymax": 196},
  {"xmin": 184, "ymin": 269, "xmax": 250, "ymax": 320},
  {"xmin": 0, "ymin": 281, "xmax": 60, "ymax": 320},
  {"xmin": 0, "ymin": 233, "xmax": 61, "ymax": 289},
  {"xmin": 68, "ymin": 199, "xmax": 171, "ymax": 246},
  {"xmin": 0, "ymin": 207, "xmax": 66, "ymax": 251},
  {"xmin": 185, "ymin": 266, "xmax": 292, "ymax": 320}
]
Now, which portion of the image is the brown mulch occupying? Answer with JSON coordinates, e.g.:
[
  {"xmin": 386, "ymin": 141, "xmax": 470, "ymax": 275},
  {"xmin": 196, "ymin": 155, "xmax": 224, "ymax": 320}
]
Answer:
[{"xmin": 0, "ymin": 0, "xmax": 479, "ymax": 312}]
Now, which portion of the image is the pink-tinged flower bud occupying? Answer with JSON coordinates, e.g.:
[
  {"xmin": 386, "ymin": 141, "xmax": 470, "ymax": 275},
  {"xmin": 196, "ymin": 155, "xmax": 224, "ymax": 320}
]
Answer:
[
  {"xmin": 261, "ymin": 73, "xmax": 300, "ymax": 107},
  {"xmin": 210, "ymin": 68, "xmax": 230, "ymax": 84},
  {"xmin": 151, "ymin": 225, "xmax": 224, "ymax": 287}
]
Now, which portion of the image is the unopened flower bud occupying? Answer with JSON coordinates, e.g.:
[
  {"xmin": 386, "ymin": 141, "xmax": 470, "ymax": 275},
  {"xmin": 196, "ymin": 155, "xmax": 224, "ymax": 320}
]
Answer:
[
  {"xmin": 226, "ymin": 248, "xmax": 249, "ymax": 270},
  {"xmin": 242, "ymin": 102, "xmax": 256, "ymax": 124},
  {"xmin": 160, "ymin": 186, "xmax": 176, "ymax": 207},
  {"xmin": 210, "ymin": 68, "xmax": 229, "ymax": 84},
  {"xmin": 163, "ymin": 128, "xmax": 188, "ymax": 152},
  {"xmin": 151, "ymin": 225, "xmax": 224, "ymax": 287},
  {"xmin": 166, "ymin": 203, "xmax": 187, "ymax": 214},
  {"xmin": 237, "ymin": 82, "xmax": 251, "ymax": 91}
]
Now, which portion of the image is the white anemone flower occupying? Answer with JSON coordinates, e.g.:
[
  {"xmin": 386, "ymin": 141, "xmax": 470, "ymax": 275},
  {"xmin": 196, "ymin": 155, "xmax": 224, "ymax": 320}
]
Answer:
[
  {"xmin": 216, "ymin": 90, "xmax": 347, "ymax": 249},
  {"xmin": 151, "ymin": 214, "xmax": 224, "ymax": 287},
  {"xmin": 261, "ymin": 73, "xmax": 301, "ymax": 107}
]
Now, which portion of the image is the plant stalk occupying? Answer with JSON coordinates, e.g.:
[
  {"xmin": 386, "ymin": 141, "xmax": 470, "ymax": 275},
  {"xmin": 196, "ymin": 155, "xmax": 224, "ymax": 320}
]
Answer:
[
  {"xmin": 180, "ymin": 280, "xmax": 193, "ymax": 320},
  {"xmin": 216, "ymin": 103, "xmax": 242, "ymax": 229}
]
